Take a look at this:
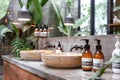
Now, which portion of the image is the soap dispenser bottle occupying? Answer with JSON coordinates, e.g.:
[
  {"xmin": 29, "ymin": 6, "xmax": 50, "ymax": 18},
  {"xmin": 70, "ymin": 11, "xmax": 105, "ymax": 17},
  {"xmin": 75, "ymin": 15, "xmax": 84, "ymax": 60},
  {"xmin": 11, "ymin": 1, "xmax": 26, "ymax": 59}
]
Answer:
[
  {"xmin": 56, "ymin": 42, "xmax": 63, "ymax": 53},
  {"xmin": 34, "ymin": 27, "xmax": 39, "ymax": 38},
  {"xmin": 93, "ymin": 39, "xmax": 104, "ymax": 72},
  {"xmin": 81, "ymin": 39, "xmax": 93, "ymax": 71},
  {"xmin": 42, "ymin": 24, "xmax": 48, "ymax": 38},
  {"xmin": 112, "ymin": 36, "xmax": 120, "ymax": 73},
  {"xmin": 39, "ymin": 25, "xmax": 43, "ymax": 38}
]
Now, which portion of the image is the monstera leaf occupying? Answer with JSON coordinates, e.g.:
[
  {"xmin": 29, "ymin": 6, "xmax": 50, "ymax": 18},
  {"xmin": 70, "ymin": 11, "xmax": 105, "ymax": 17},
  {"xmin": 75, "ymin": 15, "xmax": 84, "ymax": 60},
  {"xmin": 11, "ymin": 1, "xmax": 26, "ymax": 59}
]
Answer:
[{"xmin": 0, "ymin": 0, "xmax": 10, "ymax": 20}]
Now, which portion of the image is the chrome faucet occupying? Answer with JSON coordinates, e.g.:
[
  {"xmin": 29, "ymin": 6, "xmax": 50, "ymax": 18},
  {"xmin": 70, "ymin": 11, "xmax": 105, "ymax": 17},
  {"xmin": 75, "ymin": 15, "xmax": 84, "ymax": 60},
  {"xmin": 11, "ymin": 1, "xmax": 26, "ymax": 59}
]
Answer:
[
  {"xmin": 43, "ymin": 44, "xmax": 55, "ymax": 49},
  {"xmin": 70, "ymin": 45, "xmax": 83, "ymax": 52}
]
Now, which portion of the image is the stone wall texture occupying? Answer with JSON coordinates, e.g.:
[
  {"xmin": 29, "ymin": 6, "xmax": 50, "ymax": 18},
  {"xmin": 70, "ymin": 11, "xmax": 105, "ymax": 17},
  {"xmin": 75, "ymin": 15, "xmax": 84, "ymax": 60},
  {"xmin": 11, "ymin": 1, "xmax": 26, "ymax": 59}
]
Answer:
[{"xmin": 38, "ymin": 35, "xmax": 120, "ymax": 62}]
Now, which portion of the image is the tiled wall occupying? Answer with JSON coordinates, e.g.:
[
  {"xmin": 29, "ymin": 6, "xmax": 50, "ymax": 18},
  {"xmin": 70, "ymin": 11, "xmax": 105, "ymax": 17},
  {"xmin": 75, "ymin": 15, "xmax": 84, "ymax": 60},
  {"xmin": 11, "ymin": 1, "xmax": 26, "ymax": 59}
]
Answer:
[{"xmin": 38, "ymin": 35, "xmax": 120, "ymax": 61}]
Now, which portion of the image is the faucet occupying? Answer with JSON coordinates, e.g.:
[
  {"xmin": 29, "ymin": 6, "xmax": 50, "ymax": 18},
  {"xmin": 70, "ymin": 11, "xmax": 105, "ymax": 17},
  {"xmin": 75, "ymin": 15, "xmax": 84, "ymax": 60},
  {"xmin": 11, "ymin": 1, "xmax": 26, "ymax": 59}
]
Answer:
[
  {"xmin": 70, "ymin": 45, "xmax": 83, "ymax": 52},
  {"xmin": 43, "ymin": 44, "xmax": 55, "ymax": 49}
]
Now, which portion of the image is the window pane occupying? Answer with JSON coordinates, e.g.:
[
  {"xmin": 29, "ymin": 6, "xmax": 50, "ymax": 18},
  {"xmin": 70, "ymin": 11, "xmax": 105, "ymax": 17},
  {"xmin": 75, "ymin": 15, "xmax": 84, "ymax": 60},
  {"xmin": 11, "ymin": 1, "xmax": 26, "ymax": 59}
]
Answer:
[
  {"xmin": 95, "ymin": 0, "xmax": 107, "ymax": 35},
  {"xmin": 80, "ymin": 0, "xmax": 91, "ymax": 36}
]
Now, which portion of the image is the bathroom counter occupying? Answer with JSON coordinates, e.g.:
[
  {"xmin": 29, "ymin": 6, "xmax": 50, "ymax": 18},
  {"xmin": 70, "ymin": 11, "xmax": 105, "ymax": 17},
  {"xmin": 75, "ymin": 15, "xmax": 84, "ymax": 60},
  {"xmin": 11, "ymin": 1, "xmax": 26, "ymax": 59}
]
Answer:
[{"xmin": 2, "ymin": 55, "xmax": 120, "ymax": 80}]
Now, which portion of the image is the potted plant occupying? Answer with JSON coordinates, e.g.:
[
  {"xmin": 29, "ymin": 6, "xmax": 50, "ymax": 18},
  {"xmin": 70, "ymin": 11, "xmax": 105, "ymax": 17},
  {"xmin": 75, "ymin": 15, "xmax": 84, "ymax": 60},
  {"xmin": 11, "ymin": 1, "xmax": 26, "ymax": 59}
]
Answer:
[
  {"xmin": 10, "ymin": 0, "xmax": 48, "ymax": 57},
  {"xmin": 11, "ymin": 23, "xmax": 35, "ymax": 57}
]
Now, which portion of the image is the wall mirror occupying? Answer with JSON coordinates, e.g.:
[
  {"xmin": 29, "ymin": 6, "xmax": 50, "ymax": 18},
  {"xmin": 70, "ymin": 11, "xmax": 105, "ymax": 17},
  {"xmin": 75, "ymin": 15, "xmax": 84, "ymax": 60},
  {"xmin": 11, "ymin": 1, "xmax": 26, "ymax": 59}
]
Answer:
[
  {"xmin": 46, "ymin": 0, "xmax": 109, "ymax": 37},
  {"xmin": 46, "ymin": 0, "xmax": 120, "ymax": 37},
  {"xmin": 0, "ymin": 0, "xmax": 119, "ymax": 55},
  {"xmin": 1, "ymin": 0, "xmax": 120, "ymax": 38}
]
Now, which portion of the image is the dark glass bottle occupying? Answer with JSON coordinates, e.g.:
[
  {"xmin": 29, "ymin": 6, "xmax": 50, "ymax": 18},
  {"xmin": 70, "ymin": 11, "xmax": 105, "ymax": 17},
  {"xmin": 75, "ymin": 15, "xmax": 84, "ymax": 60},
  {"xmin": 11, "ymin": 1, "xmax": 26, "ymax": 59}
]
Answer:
[
  {"xmin": 56, "ymin": 42, "xmax": 63, "ymax": 53},
  {"xmin": 42, "ymin": 25, "xmax": 48, "ymax": 38},
  {"xmin": 34, "ymin": 28, "xmax": 39, "ymax": 38},
  {"xmin": 93, "ymin": 39, "xmax": 104, "ymax": 72},
  {"xmin": 39, "ymin": 25, "xmax": 43, "ymax": 38},
  {"xmin": 81, "ymin": 39, "xmax": 93, "ymax": 71}
]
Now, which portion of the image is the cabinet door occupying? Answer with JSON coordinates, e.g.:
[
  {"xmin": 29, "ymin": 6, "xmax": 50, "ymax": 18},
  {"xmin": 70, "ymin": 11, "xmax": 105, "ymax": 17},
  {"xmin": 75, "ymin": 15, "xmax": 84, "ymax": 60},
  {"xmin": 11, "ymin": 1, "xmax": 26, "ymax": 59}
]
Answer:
[{"xmin": 4, "ymin": 61, "xmax": 46, "ymax": 80}]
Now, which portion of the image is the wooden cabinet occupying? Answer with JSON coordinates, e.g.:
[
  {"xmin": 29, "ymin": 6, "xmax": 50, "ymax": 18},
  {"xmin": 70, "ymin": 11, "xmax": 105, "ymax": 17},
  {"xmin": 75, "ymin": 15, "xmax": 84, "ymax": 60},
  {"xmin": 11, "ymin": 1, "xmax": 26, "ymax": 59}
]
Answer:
[{"xmin": 3, "ymin": 61, "xmax": 46, "ymax": 80}]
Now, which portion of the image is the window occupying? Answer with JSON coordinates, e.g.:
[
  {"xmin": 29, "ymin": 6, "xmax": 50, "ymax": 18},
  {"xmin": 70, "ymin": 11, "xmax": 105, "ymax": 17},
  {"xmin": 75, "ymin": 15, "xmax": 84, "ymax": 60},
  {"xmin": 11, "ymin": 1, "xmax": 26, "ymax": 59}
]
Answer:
[
  {"xmin": 95, "ymin": 0, "xmax": 107, "ymax": 35},
  {"xmin": 79, "ymin": 0, "xmax": 91, "ymax": 36},
  {"xmin": 78, "ymin": 0, "xmax": 108, "ymax": 35}
]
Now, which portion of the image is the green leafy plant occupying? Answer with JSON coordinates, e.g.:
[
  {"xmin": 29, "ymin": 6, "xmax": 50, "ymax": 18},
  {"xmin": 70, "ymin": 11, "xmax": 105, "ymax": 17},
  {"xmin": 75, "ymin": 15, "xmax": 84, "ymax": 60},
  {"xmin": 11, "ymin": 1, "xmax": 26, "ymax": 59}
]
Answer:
[
  {"xmin": 0, "ymin": 25, "xmax": 12, "ymax": 39},
  {"xmin": 0, "ymin": 0, "xmax": 12, "ymax": 52},
  {"xmin": 51, "ymin": 0, "xmax": 109, "ymax": 36},
  {"xmin": 10, "ymin": 0, "xmax": 49, "ymax": 57},
  {"xmin": 0, "ymin": 0, "xmax": 10, "ymax": 30},
  {"xmin": 0, "ymin": 0, "xmax": 11, "ymax": 38},
  {"xmin": 66, "ymin": 0, "xmax": 74, "ymax": 14},
  {"xmin": 0, "ymin": 0, "xmax": 10, "ymax": 20},
  {"xmin": 18, "ymin": 0, "xmax": 48, "ymax": 25},
  {"xmin": 11, "ymin": 23, "xmax": 34, "ymax": 57},
  {"xmin": 50, "ymin": 0, "xmax": 90, "ymax": 36},
  {"xmin": 0, "ymin": 25, "xmax": 12, "ymax": 52}
]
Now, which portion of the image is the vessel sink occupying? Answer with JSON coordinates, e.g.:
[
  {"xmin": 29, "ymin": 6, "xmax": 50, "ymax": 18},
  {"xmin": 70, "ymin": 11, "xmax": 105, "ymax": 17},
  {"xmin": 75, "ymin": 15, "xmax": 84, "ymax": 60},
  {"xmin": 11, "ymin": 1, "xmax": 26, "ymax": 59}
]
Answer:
[
  {"xmin": 41, "ymin": 52, "xmax": 82, "ymax": 68},
  {"xmin": 20, "ymin": 50, "xmax": 54, "ymax": 60}
]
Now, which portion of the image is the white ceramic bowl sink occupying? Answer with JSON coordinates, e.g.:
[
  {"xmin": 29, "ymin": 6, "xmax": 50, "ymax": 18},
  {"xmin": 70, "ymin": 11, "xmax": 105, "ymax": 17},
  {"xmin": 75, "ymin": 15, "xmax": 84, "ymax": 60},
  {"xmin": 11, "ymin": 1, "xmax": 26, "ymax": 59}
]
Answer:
[
  {"xmin": 20, "ymin": 50, "xmax": 54, "ymax": 60},
  {"xmin": 41, "ymin": 52, "xmax": 82, "ymax": 68}
]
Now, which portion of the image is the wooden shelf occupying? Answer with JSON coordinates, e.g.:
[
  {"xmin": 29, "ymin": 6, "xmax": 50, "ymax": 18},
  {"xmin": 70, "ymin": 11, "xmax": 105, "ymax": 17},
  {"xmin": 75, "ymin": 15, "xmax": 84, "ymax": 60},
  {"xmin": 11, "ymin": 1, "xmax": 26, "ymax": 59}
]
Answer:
[{"xmin": 108, "ymin": 23, "xmax": 120, "ymax": 27}]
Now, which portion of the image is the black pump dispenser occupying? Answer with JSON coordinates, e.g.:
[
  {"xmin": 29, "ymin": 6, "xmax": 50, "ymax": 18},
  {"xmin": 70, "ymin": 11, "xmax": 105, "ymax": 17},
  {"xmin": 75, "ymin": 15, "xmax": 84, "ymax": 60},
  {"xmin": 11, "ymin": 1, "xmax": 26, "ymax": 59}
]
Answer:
[
  {"xmin": 56, "ymin": 41, "xmax": 63, "ymax": 53},
  {"xmin": 95, "ymin": 39, "xmax": 101, "ymax": 50},
  {"xmin": 81, "ymin": 39, "xmax": 90, "ymax": 50},
  {"xmin": 57, "ymin": 42, "xmax": 61, "ymax": 47},
  {"xmin": 93, "ymin": 39, "xmax": 104, "ymax": 72}
]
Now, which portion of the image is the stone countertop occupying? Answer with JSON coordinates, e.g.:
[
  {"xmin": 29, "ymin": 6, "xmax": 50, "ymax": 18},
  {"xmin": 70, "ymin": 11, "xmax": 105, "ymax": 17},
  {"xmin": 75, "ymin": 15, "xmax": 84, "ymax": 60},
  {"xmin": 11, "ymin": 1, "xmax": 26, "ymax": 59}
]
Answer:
[{"xmin": 2, "ymin": 55, "xmax": 120, "ymax": 80}]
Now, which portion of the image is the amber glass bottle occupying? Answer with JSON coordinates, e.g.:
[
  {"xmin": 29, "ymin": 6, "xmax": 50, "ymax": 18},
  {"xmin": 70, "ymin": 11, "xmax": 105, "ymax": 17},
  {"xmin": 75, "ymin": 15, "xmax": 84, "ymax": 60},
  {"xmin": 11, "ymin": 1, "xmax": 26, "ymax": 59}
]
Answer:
[
  {"xmin": 81, "ymin": 39, "xmax": 93, "ymax": 71},
  {"xmin": 39, "ymin": 26, "xmax": 43, "ymax": 38},
  {"xmin": 42, "ymin": 25, "xmax": 48, "ymax": 38},
  {"xmin": 34, "ymin": 28, "xmax": 39, "ymax": 38},
  {"xmin": 93, "ymin": 39, "xmax": 104, "ymax": 72}
]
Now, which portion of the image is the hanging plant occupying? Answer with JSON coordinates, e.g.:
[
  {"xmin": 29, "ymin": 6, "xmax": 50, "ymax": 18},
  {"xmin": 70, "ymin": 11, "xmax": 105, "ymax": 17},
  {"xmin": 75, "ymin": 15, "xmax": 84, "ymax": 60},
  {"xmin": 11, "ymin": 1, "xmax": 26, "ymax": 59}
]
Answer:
[
  {"xmin": 10, "ymin": 0, "xmax": 49, "ymax": 57},
  {"xmin": 0, "ymin": 0, "xmax": 12, "ymax": 52},
  {"xmin": 18, "ymin": 0, "xmax": 48, "ymax": 25},
  {"xmin": 50, "ymin": 0, "xmax": 90, "ymax": 36}
]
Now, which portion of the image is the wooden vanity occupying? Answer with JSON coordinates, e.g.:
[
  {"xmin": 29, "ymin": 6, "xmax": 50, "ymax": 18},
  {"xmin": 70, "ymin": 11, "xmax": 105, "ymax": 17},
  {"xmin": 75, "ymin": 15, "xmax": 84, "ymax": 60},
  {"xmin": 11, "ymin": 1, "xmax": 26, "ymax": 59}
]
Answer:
[
  {"xmin": 4, "ymin": 61, "xmax": 45, "ymax": 80},
  {"xmin": 2, "ymin": 55, "xmax": 120, "ymax": 80}
]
